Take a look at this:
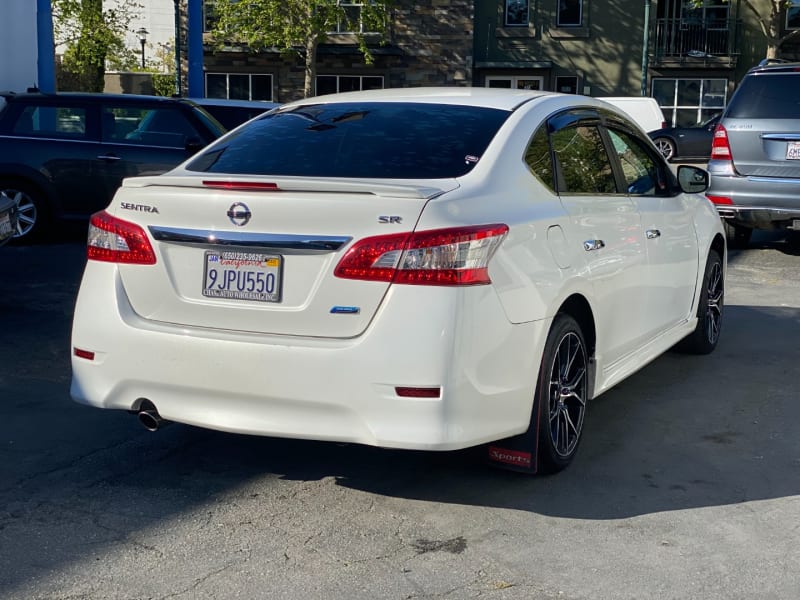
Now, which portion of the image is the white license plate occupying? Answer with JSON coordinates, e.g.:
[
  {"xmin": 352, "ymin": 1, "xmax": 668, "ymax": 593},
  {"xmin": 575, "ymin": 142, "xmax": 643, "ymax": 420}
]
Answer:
[
  {"xmin": 202, "ymin": 250, "xmax": 283, "ymax": 302},
  {"xmin": 787, "ymin": 142, "xmax": 800, "ymax": 160}
]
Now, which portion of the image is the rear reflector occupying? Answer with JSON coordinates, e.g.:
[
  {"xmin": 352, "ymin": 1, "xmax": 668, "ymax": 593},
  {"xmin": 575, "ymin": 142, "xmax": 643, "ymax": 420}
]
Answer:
[
  {"xmin": 334, "ymin": 224, "xmax": 509, "ymax": 286},
  {"xmin": 203, "ymin": 181, "xmax": 280, "ymax": 191},
  {"xmin": 396, "ymin": 387, "xmax": 441, "ymax": 398},
  {"xmin": 73, "ymin": 348, "xmax": 95, "ymax": 361},
  {"xmin": 707, "ymin": 195, "xmax": 733, "ymax": 205},
  {"xmin": 87, "ymin": 211, "xmax": 156, "ymax": 265}
]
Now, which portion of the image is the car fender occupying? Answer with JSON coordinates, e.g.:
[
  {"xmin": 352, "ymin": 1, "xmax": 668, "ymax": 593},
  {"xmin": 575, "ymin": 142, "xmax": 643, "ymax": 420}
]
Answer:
[{"xmin": 0, "ymin": 163, "xmax": 60, "ymax": 216}]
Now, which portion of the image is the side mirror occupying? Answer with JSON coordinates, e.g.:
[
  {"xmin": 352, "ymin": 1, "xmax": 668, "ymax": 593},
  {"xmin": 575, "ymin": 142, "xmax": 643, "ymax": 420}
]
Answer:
[{"xmin": 677, "ymin": 165, "xmax": 708, "ymax": 194}]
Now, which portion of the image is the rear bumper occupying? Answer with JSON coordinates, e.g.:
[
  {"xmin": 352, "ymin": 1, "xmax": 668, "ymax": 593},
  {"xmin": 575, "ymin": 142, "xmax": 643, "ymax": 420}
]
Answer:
[
  {"xmin": 71, "ymin": 263, "xmax": 549, "ymax": 450},
  {"xmin": 707, "ymin": 160, "xmax": 800, "ymax": 228}
]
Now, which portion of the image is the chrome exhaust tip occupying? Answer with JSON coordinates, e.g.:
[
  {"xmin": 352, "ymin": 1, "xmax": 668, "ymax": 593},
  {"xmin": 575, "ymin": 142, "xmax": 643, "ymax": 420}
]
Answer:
[{"xmin": 138, "ymin": 407, "xmax": 167, "ymax": 431}]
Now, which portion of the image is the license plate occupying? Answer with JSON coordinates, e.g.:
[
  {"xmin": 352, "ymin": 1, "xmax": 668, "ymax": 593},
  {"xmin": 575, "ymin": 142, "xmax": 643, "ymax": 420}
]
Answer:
[
  {"xmin": 787, "ymin": 142, "xmax": 800, "ymax": 160},
  {"xmin": 202, "ymin": 250, "xmax": 283, "ymax": 302}
]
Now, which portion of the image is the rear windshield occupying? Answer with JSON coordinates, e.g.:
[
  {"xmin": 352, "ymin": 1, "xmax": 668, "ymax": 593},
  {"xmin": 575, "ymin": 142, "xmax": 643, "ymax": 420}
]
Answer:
[
  {"xmin": 726, "ymin": 73, "xmax": 800, "ymax": 119},
  {"xmin": 186, "ymin": 102, "xmax": 510, "ymax": 179}
]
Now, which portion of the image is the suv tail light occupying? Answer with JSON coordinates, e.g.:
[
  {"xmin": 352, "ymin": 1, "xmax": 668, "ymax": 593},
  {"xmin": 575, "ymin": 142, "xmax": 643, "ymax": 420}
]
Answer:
[
  {"xmin": 334, "ymin": 224, "xmax": 509, "ymax": 286},
  {"xmin": 710, "ymin": 123, "xmax": 732, "ymax": 161},
  {"xmin": 87, "ymin": 211, "xmax": 156, "ymax": 265}
]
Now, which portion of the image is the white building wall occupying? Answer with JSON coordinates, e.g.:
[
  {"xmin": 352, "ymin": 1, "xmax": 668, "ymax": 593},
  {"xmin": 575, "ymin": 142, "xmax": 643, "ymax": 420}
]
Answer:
[
  {"xmin": 0, "ymin": 0, "xmax": 39, "ymax": 92},
  {"xmin": 112, "ymin": 0, "xmax": 177, "ymax": 64}
]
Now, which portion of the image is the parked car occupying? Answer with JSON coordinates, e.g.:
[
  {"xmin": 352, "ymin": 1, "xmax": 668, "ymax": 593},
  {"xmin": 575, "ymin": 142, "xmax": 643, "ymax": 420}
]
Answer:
[
  {"xmin": 71, "ymin": 88, "xmax": 725, "ymax": 475},
  {"xmin": 649, "ymin": 113, "xmax": 721, "ymax": 161},
  {"xmin": 190, "ymin": 97, "xmax": 279, "ymax": 130},
  {"xmin": 597, "ymin": 96, "xmax": 666, "ymax": 133},
  {"xmin": 0, "ymin": 188, "xmax": 18, "ymax": 247},
  {"xmin": 706, "ymin": 60, "xmax": 800, "ymax": 246},
  {"xmin": 0, "ymin": 92, "xmax": 225, "ymax": 240}
]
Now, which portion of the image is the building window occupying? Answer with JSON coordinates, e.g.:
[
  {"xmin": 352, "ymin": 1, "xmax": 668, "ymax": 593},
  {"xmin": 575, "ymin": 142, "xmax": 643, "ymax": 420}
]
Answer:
[
  {"xmin": 206, "ymin": 73, "xmax": 273, "ymax": 101},
  {"xmin": 652, "ymin": 78, "xmax": 726, "ymax": 127},
  {"xmin": 315, "ymin": 75, "xmax": 384, "ymax": 96},
  {"xmin": 331, "ymin": 1, "xmax": 383, "ymax": 34},
  {"xmin": 681, "ymin": 0, "xmax": 729, "ymax": 30},
  {"xmin": 486, "ymin": 76, "xmax": 544, "ymax": 90},
  {"xmin": 203, "ymin": 0, "xmax": 217, "ymax": 32},
  {"xmin": 505, "ymin": 0, "xmax": 530, "ymax": 26},
  {"xmin": 557, "ymin": 0, "xmax": 583, "ymax": 26},
  {"xmin": 555, "ymin": 76, "xmax": 578, "ymax": 94},
  {"xmin": 787, "ymin": 0, "xmax": 800, "ymax": 29}
]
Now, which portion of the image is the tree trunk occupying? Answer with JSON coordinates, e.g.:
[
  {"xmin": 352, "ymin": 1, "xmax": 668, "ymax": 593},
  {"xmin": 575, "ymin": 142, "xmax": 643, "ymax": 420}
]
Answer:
[{"xmin": 304, "ymin": 34, "xmax": 319, "ymax": 98}]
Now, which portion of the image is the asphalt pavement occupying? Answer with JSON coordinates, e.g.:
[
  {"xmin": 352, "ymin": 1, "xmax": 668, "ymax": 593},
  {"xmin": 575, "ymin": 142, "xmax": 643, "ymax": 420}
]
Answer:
[{"xmin": 0, "ymin": 229, "xmax": 798, "ymax": 599}]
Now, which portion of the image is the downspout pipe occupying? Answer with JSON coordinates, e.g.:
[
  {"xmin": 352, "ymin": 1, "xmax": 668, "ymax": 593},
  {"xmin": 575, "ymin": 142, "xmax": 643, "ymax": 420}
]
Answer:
[{"xmin": 641, "ymin": 0, "xmax": 651, "ymax": 96}]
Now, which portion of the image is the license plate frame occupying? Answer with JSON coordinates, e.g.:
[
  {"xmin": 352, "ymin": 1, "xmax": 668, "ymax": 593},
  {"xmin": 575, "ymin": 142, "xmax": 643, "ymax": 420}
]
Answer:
[
  {"xmin": 786, "ymin": 142, "xmax": 800, "ymax": 160},
  {"xmin": 202, "ymin": 250, "xmax": 283, "ymax": 303}
]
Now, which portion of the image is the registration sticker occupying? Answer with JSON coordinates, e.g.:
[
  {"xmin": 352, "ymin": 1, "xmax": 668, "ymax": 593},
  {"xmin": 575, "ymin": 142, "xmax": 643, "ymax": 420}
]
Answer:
[
  {"xmin": 787, "ymin": 142, "xmax": 800, "ymax": 160},
  {"xmin": 202, "ymin": 250, "xmax": 283, "ymax": 302}
]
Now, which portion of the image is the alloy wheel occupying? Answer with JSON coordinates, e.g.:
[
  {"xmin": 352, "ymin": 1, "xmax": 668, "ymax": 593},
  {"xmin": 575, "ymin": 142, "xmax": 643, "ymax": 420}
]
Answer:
[
  {"xmin": 705, "ymin": 260, "xmax": 723, "ymax": 344},
  {"xmin": 1, "ymin": 188, "xmax": 37, "ymax": 238},
  {"xmin": 547, "ymin": 331, "xmax": 588, "ymax": 458}
]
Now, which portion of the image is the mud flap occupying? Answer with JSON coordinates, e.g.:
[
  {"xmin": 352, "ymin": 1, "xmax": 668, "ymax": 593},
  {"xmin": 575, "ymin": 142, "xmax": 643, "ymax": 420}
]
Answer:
[{"xmin": 486, "ymin": 396, "xmax": 541, "ymax": 475}]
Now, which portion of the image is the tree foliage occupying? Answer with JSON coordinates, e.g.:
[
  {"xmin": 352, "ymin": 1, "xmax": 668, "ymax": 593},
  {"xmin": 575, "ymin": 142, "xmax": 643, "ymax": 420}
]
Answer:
[
  {"xmin": 53, "ymin": 0, "xmax": 143, "ymax": 91},
  {"xmin": 739, "ymin": 0, "xmax": 800, "ymax": 58},
  {"xmin": 210, "ymin": 0, "xmax": 390, "ymax": 98}
]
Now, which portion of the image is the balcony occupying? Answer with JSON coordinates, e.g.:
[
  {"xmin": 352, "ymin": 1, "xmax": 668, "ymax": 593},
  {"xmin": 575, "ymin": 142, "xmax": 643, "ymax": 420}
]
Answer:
[{"xmin": 653, "ymin": 18, "xmax": 742, "ymax": 67}]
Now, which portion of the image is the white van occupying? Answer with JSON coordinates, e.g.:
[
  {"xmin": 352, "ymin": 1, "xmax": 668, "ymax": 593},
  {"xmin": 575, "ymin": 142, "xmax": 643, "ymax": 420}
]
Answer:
[{"xmin": 597, "ymin": 97, "xmax": 666, "ymax": 133}]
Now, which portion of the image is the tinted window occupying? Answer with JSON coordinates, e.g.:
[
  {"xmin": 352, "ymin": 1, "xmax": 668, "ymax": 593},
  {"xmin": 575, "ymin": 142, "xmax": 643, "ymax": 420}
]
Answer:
[
  {"xmin": 726, "ymin": 74, "xmax": 800, "ymax": 119},
  {"xmin": 13, "ymin": 105, "xmax": 87, "ymax": 139},
  {"xmin": 524, "ymin": 126, "xmax": 555, "ymax": 191},
  {"xmin": 607, "ymin": 129, "xmax": 668, "ymax": 195},
  {"xmin": 187, "ymin": 102, "xmax": 510, "ymax": 179},
  {"xmin": 551, "ymin": 125, "xmax": 616, "ymax": 194},
  {"xmin": 105, "ymin": 106, "xmax": 202, "ymax": 148}
]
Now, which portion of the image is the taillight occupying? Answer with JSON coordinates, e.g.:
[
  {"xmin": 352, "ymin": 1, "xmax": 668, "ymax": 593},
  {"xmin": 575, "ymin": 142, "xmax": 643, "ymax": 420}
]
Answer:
[
  {"xmin": 334, "ymin": 224, "xmax": 509, "ymax": 286},
  {"xmin": 707, "ymin": 195, "xmax": 733, "ymax": 205},
  {"xmin": 87, "ymin": 210, "xmax": 156, "ymax": 265},
  {"xmin": 710, "ymin": 123, "xmax": 732, "ymax": 160}
]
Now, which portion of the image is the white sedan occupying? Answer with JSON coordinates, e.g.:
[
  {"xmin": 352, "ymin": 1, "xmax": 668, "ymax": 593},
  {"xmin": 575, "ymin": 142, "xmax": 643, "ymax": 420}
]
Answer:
[{"xmin": 70, "ymin": 88, "xmax": 725, "ymax": 474}]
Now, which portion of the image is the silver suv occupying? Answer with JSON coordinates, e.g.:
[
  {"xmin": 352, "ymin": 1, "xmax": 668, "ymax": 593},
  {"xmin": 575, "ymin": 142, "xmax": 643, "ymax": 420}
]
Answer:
[{"xmin": 706, "ymin": 61, "xmax": 800, "ymax": 246}]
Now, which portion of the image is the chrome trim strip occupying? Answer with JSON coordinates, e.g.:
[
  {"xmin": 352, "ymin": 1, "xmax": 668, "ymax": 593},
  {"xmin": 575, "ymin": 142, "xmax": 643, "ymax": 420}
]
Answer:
[
  {"xmin": 149, "ymin": 226, "xmax": 351, "ymax": 253},
  {"xmin": 761, "ymin": 134, "xmax": 800, "ymax": 141},
  {"xmin": 747, "ymin": 176, "xmax": 800, "ymax": 185}
]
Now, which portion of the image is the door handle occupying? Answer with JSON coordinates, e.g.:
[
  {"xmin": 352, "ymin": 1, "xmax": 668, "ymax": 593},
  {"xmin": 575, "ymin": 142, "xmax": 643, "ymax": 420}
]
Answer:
[
  {"xmin": 646, "ymin": 229, "xmax": 661, "ymax": 239},
  {"xmin": 583, "ymin": 239, "xmax": 605, "ymax": 251},
  {"xmin": 96, "ymin": 154, "xmax": 121, "ymax": 161}
]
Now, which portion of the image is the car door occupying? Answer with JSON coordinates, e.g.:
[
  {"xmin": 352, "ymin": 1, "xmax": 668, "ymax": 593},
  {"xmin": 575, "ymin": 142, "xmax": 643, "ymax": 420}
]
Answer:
[
  {"xmin": 5, "ymin": 100, "xmax": 107, "ymax": 218},
  {"xmin": 95, "ymin": 102, "xmax": 206, "ymax": 203},
  {"xmin": 604, "ymin": 121, "xmax": 699, "ymax": 338},
  {"xmin": 548, "ymin": 109, "xmax": 649, "ymax": 366}
]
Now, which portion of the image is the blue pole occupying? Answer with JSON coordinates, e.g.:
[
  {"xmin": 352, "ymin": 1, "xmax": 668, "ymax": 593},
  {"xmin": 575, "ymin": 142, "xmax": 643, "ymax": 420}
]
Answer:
[
  {"xmin": 36, "ymin": 0, "xmax": 56, "ymax": 93},
  {"xmin": 187, "ymin": 0, "xmax": 204, "ymax": 97}
]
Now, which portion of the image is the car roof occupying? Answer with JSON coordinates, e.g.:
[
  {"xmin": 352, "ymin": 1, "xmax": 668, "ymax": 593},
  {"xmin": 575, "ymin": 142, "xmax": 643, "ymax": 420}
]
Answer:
[
  {"xmin": 0, "ymin": 91, "xmax": 196, "ymax": 105},
  {"xmin": 190, "ymin": 97, "xmax": 280, "ymax": 109},
  {"xmin": 284, "ymin": 87, "xmax": 555, "ymax": 111},
  {"xmin": 747, "ymin": 60, "xmax": 800, "ymax": 74}
]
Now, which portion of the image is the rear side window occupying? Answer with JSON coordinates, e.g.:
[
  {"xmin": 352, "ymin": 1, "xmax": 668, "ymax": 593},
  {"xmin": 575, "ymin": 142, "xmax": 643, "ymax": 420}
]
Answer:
[
  {"xmin": 187, "ymin": 102, "xmax": 510, "ymax": 179},
  {"xmin": 104, "ymin": 106, "xmax": 203, "ymax": 148},
  {"xmin": 12, "ymin": 105, "xmax": 87, "ymax": 139},
  {"xmin": 726, "ymin": 74, "xmax": 800, "ymax": 118}
]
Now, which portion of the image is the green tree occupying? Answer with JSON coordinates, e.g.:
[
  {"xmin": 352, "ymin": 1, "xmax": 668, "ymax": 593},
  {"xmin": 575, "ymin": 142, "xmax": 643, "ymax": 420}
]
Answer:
[
  {"xmin": 210, "ymin": 0, "xmax": 390, "ymax": 98},
  {"xmin": 53, "ymin": 0, "xmax": 143, "ymax": 91},
  {"xmin": 740, "ymin": 0, "xmax": 800, "ymax": 58}
]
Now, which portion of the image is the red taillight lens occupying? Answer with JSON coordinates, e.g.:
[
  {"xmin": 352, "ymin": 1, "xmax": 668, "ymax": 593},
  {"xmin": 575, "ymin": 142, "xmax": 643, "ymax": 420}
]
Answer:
[
  {"xmin": 710, "ymin": 123, "xmax": 732, "ymax": 160},
  {"xmin": 706, "ymin": 195, "xmax": 733, "ymax": 205},
  {"xmin": 334, "ymin": 224, "xmax": 509, "ymax": 286},
  {"xmin": 202, "ymin": 181, "xmax": 280, "ymax": 191},
  {"xmin": 87, "ymin": 210, "xmax": 156, "ymax": 265}
]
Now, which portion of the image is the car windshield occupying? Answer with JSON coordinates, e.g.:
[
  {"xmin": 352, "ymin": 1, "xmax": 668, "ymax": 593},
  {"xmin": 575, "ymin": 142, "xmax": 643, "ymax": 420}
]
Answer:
[
  {"xmin": 186, "ymin": 102, "xmax": 510, "ymax": 179},
  {"xmin": 726, "ymin": 74, "xmax": 800, "ymax": 119}
]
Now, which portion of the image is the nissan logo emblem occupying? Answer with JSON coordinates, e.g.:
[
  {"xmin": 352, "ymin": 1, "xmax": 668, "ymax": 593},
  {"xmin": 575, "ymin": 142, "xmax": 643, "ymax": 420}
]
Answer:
[{"xmin": 227, "ymin": 202, "xmax": 252, "ymax": 227}]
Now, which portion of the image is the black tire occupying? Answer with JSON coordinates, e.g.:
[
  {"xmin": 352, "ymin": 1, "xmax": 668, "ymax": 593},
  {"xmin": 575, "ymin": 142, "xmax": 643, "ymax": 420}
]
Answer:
[
  {"xmin": 535, "ymin": 314, "xmax": 589, "ymax": 474},
  {"xmin": 722, "ymin": 220, "xmax": 752, "ymax": 248},
  {"xmin": 676, "ymin": 249, "xmax": 724, "ymax": 355},
  {"xmin": 0, "ymin": 180, "xmax": 48, "ymax": 242},
  {"xmin": 652, "ymin": 137, "xmax": 676, "ymax": 161}
]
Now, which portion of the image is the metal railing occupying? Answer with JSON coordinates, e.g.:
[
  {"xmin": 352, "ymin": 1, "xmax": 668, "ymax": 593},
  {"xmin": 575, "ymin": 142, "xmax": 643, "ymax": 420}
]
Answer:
[{"xmin": 653, "ymin": 18, "xmax": 742, "ymax": 63}]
